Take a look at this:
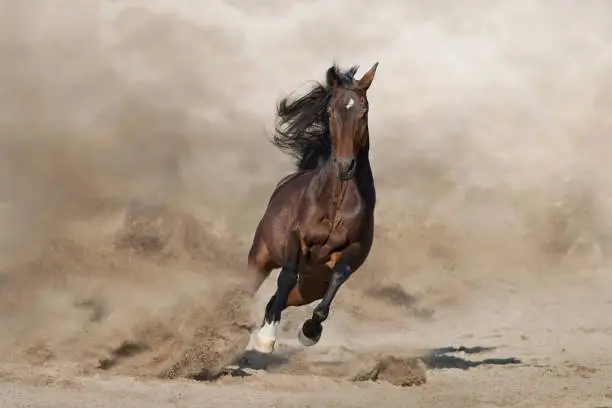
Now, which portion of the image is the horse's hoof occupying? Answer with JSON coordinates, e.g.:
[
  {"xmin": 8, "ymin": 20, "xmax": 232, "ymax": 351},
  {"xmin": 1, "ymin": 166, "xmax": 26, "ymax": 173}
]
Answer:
[
  {"xmin": 246, "ymin": 332, "xmax": 276, "ymax": 354},
  {"xmin": 298, "ymin": 328, "xmax": 320, "ymax": 347},
  {"xmin": 298, "ymin": 319, "xmax": 322, "ymax": 347}
]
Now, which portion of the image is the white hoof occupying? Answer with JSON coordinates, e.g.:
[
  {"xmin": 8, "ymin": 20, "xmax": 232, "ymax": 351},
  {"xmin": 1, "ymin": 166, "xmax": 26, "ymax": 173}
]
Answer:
[
  {"xmin": 246, "ymin": 332, "xmax": 276, "ymax": 354},
  {"xmin": 298, "ymin": 327, "xmax": 320, "ymax": 347},
  {"xmin": 245, "ymin": 321, "xmax": 279, "ymax": 354}
]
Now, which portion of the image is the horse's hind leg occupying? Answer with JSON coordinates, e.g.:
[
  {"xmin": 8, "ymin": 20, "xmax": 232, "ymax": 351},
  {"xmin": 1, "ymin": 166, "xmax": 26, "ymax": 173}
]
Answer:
[
  {"xmin": 245, "ymin": 228, "xmax": 275, "ymax": 294},
  {"xmin": 249, "ymin": 229, "xmax": 300, "ymax": 354},
  {"xmin": 243, "ymin": 233, "xmax": 276, "ymax": 350}
]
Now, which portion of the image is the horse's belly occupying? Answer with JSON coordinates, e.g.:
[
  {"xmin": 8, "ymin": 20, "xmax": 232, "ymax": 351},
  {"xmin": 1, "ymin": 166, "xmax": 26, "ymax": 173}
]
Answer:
[{"xmin": 298, "ymin": 261, "xmax": 331, "ymax": 280}]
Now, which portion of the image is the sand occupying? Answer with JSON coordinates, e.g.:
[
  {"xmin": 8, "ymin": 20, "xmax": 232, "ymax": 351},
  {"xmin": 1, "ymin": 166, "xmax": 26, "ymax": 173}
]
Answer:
[{"xmin": 1, "ymin": 0, "xmax": 612, "ymax": 406}]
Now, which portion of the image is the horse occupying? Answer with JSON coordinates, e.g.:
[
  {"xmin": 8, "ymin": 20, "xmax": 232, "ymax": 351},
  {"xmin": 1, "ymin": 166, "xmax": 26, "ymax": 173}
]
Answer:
[{"xmin": 245, "ymin": 62, "xmax": 379, "ymax": 354}]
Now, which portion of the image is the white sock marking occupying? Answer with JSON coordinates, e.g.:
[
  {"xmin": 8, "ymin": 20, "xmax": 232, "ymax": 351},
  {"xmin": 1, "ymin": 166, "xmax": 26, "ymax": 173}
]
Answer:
[{"xmin": 257, "ymin": 321, "xmax": 279, "ymax": 342}]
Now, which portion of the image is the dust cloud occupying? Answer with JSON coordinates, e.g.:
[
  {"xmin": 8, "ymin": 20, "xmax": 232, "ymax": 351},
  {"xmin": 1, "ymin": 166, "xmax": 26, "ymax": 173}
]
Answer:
[{"xmin": 1, "ymin": 0, "xmax": 612, "ymax": 383}]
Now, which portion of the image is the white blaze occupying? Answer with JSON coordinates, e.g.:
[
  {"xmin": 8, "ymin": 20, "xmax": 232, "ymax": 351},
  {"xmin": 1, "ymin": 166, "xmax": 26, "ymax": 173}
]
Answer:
[{"xmin": 345, "ymin": 97, "xmax": 354, "ymax": 110}]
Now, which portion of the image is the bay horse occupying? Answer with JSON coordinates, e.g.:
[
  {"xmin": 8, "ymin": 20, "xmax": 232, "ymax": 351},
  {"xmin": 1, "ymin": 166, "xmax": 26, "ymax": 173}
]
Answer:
[{"xmin": 245, "ymin": 62, "xmax": 379, "ymax": 354}]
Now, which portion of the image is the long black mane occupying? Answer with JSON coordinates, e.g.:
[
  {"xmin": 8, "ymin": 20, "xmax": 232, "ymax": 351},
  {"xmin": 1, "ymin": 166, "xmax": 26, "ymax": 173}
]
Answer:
[{"xmin": 272, "ymin": 64, "xmax": 359, "ymax": 171}]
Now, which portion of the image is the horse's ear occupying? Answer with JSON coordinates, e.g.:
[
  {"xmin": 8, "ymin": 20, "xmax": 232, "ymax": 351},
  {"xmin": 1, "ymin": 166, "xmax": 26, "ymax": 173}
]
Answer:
[
  {"xmin": 326, "ymin": 66, "xmax": 339, "ymax": 88},
  {"xmin": 357, "ymin": 62, "xmax": 379, "ymax": 91}
]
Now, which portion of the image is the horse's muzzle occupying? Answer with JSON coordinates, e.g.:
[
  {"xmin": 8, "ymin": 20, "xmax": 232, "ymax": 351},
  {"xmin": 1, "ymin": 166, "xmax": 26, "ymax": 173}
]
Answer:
[{"xmin": 333, "ymin": 156, "xmax": 356, "ymax": 180}]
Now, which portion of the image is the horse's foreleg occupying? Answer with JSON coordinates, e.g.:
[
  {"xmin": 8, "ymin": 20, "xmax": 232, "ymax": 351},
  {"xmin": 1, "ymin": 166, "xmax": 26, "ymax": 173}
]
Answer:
[
  {"xmin": 298, "ymin": 243, "xmax": 361, "ymax": 347},
  {"xmin": 248, "ymin": 229, "xmax": 300, "ymax": 354}
]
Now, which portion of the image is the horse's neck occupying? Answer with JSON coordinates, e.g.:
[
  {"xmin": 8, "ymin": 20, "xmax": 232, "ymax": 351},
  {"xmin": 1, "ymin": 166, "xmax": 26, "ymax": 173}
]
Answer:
[{"xmin": 354, "ymin": 148, "xmax": 376, "ymax": 211}]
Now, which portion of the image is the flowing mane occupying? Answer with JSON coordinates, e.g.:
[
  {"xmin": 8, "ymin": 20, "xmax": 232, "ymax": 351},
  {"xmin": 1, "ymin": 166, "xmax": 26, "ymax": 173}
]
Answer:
[{"xmin": 271, "ymin": 64, "xmax": 360, "ymax": 171}]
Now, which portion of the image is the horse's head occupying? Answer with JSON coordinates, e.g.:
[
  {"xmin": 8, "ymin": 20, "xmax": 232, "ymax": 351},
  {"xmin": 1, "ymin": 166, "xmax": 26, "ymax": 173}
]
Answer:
[{"xmin": 326, "ymin": 62, "xmax": 378, "ymax": 180}]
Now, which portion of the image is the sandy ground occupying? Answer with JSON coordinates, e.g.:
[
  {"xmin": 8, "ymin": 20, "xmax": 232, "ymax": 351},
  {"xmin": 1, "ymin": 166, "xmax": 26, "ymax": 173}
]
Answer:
[
  {"xmin": 2, "ymin": 0, "xmax": 612, "ymax": 407},
  {"xmin": 2, "ymin": 268, "xmax": 612, "ymax": 408}
]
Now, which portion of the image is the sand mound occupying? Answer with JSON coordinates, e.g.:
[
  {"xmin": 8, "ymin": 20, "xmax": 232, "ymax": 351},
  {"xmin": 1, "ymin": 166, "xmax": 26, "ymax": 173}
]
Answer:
[
  {"xmin": 251, "ymin": 346, "xmax": 427, "ymax": 387},
  {"xmin": 352, "ymin": 355, "xmax": 427, "ymax": 387}
]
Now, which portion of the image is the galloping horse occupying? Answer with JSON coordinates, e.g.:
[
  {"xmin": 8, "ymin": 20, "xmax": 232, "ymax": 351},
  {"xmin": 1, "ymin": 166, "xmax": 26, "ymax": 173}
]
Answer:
[{"xmin": 245, "ymin": 62, "xmax": 379, "ymax": 354}]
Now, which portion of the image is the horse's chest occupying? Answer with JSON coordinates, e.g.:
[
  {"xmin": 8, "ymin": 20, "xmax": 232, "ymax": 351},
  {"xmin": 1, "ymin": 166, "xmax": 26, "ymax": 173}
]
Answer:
[
  {"xmin": 323, "ymin": 216, "xmax": 351, "ymax": 247},
  {"xmin": 329, "ymin": 195, "xmax": 366, "ymax": 235}
]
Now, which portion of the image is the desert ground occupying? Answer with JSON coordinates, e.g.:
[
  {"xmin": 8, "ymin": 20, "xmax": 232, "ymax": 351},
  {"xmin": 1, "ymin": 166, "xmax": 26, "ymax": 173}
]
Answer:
[{"xmin": 2, "ymin": 0, "xmax": 612, "ymax": 407}]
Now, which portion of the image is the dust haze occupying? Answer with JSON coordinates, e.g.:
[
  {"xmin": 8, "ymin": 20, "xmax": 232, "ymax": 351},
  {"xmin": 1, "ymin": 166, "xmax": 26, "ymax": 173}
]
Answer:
[{"xmin": 1, "ymin": 0, "xmax": 612, "ymax": 386}]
